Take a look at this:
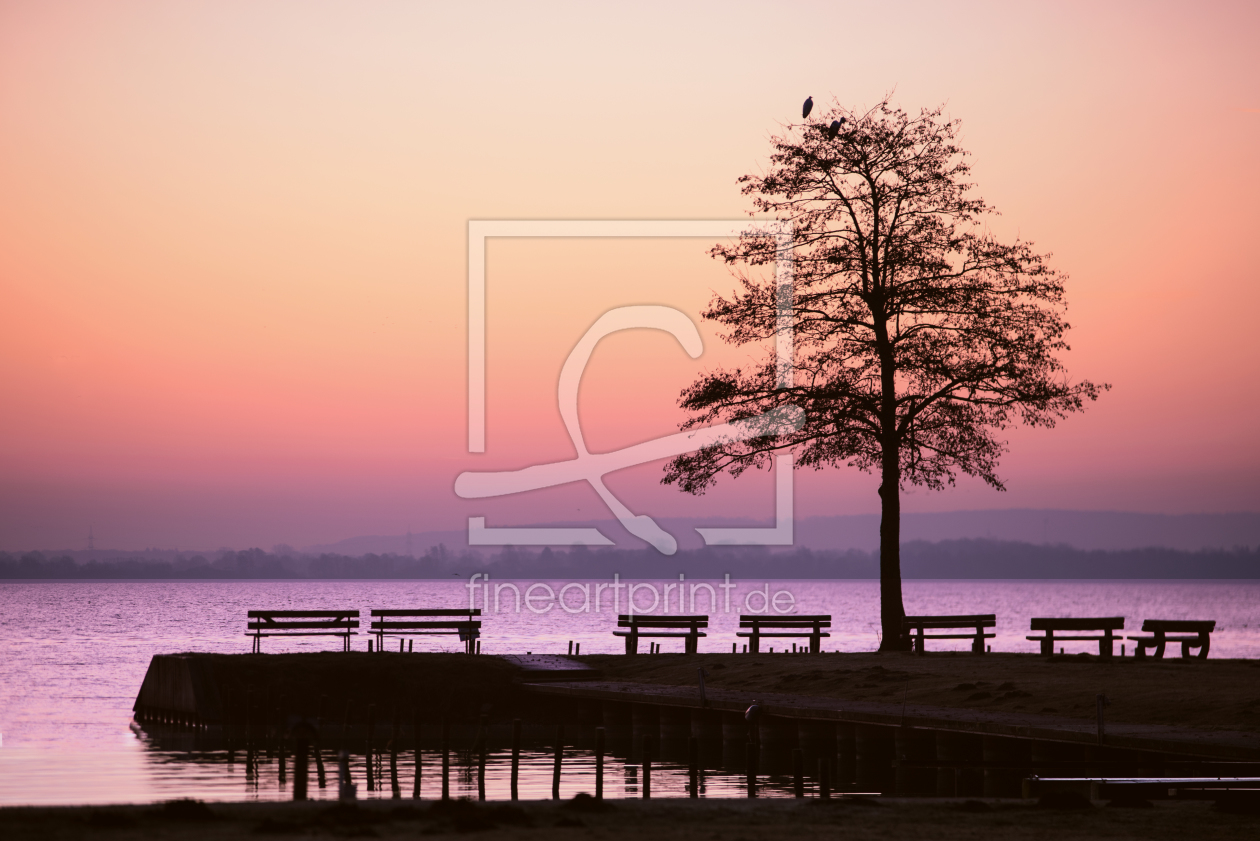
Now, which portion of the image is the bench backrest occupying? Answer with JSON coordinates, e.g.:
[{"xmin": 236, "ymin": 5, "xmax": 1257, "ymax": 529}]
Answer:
[
  {"xmin": 1030, "ymin": 617, "xmax": 1124, "ymax": 631},
  {"xmin": 370, "ymin": 609, "xmax": 481, "ymax": 617},
  {"xmin": 740, "ymin": 615, "xmax": 832, "ymax": 627},
  {"xmin": 249, "ymin": 610, "xmax": 359, "ymax": 618},
  {"xmin": 903, "ymin": 614, "xmax": 995, "ymax": 630},
  {"xmin": 1140, "ymin": 619, "xmax": 1215, "ymax": 633},
  {"xmin": 247, "ymin": 610, "xmax": 359, "ymax": 630},
  {"xmin": 617, "ymin": 614, "xmax": 708, "ymax": 628}
]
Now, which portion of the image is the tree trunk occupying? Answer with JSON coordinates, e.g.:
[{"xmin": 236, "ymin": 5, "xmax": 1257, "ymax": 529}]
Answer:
[{"xmin": 878, "ymin": 454, "xmax": 909, "ymax": 651}]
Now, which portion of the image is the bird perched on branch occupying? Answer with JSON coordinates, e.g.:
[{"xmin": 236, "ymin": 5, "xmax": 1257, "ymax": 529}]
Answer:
[
  {"xmin": 827, "ymin": 117, "xmax": 847, "ymax": 139},
  {"xmin": 802, "ymin": 96, "xmax": 813, "ymax": 119}
]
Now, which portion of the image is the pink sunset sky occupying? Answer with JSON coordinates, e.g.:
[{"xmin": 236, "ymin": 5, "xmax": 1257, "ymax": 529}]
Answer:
[{"xmin": 1, "ymin": 1, "xmax": 1257, "ymax": 551}]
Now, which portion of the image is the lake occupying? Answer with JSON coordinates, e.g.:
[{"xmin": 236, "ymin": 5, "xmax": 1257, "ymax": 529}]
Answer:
[{"xmin": 1, "ymin": 578, "xmax": 1257, "ymax": 805}]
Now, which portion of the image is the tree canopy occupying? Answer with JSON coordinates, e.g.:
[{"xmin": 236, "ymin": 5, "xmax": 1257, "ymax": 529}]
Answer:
[{"xmin": 665, "ymin": 98, "xmax": 1107, "ymax": 648}]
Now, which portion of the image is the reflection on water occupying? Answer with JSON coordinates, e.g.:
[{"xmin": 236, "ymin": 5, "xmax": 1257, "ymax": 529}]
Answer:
[
  {"xmin": 2, "ymin": 579, "xmax": 1258, "ymax": 805},
  {"xmin": 0, "ymin": 728, "xmax": 799, "ymax": 806}
]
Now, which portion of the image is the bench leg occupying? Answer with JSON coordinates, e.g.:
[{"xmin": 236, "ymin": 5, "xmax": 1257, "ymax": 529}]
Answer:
[
  {"xmin": 685, "ymin": 635, "xmax": 696, "ymax": 655},
  {"xmin": 810, "ymin": 634, "xmax": 820, "ymax": 655},
  {"xmin": 916, "ymin": 630, "xmax": 925, "ymax": 655},
  {"xmin": 1154, "ymin": 636, "xmax": 1167, "ymax": 659},
  {"xmin": 749, "ymin": 634, "xmax": 760, "ymax": 655},
  {"xmin": 1181, "ymin": 637, "xmax": 1210, "ymax": 659},
  {"xmin": 1099, "ymin": 632, "xmax": 1113, "ymax": 659},
  {"xmin": 1040, "ymin": 636, "xmax": 1053, "ymax": 657},
  {"xmin": 972, "ymin": 631, "xmax": 985, "ymax": 655},
  {"xmin": 625, "ymin": 634, "xmax": 637, "ymax": 655},
  {"xmin": 1196, "ymin": 636, "xmax": 1210, "ymax": 659}
]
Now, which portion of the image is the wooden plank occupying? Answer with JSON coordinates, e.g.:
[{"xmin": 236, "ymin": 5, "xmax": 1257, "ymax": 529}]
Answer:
[
  {"xmin": 739, "ymin": 614, "xmax": 832, "ymax": 621},
  {"xmin": 245, "ymin": 631, "xmax": 356, "ymax": 638},
  {"xmin": 735, "ymin": 631, "xmax": 832, "ymax": 639},
  {"xmin": 1141, "ymin": 620, "xmax": 1215, "ymax": 633},
  {"xmin": 738, "ymin": 619, "xmax": 832, "ymax": 626},
  {"xmin": 616, "ymin": 619, "xmax": 709, "ymax": 628},
  {"xmin": 612, "ymin": 631, "xmax": 708, "ymax": 638},
  {"xmin": 248, "ymin": 621, "xmax": 359, "ymax": 631},
  {"xmin": 248, "ymin": 610, "xmax": 359, "ymax": 618},
  {"xmin": 1030, "ymin": 617, "xmax": 1124, "ymax": 631},
  {"xmin": 903, "ymin": 614, "xmax": 995, "ymax": 624},
  {"xmin": 904, "ymin": 620, "xmax": 996, "ymax": 630},
  {"xmin": 370, "ymin": 621, "xmax": 481, "ymax": 630},
  {"xmin": 616, "ymin": 615, "xmax": 709, "ymax": 622},
  {"xmin": 371, "ymin": 609, "xmax": 482, "ymax": 617}
]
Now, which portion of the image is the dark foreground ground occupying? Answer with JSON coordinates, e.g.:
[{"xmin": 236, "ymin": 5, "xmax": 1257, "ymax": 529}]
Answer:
[
  {"xmin": 2, "ymin": 795, "xmax": 1257, "ymax": 841},
  {"xmin": 590, "ymin": 652, "xmax": 1260, "ymax": 732},
  {"xmin": 171, "ymin": 651, "xmax": 1260, "ymax": 733}
]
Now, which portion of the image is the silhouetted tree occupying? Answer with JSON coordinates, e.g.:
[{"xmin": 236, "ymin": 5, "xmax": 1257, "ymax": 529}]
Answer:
[{"xmin": 664, "ymin": 98, "xmax": 1107, "ymax": 650}]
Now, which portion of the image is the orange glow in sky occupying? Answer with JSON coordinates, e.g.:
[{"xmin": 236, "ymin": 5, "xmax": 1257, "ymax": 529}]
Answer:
[{"xmin": 1, "ymin": 1, "xmax": 1257, "ymax": 550}]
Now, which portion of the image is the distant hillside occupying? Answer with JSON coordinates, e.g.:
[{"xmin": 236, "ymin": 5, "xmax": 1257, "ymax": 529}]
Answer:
[
  {"xmin": 4, "ymin": 539, "xmax": 1257, "ymax": 580},
  {"xmin": 301, "ymin": 510, "xmax": 1260, "ymax": 556}
]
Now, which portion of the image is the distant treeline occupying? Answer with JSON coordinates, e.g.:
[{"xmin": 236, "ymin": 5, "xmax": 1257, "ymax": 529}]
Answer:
[{"xmin": 2, "ymin": 539, "xmax": 1258, "ymax": 580}]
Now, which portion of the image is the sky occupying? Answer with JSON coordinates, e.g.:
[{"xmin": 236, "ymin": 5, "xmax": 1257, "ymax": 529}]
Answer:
[{"xmin": 1, "ymin": 0, "xmax": 1258, "ymax": 552}]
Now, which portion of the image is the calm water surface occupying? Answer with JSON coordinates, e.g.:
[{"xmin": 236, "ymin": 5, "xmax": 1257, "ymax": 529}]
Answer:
[{"xmin": 1, "ymin": 579, "xmax": 1257, "ymax": 805}]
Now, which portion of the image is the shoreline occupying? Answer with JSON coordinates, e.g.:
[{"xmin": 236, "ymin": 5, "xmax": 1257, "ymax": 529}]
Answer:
[{"xmin": 3, "ymin": 795, "xmax": 1258, "ymax": 841}]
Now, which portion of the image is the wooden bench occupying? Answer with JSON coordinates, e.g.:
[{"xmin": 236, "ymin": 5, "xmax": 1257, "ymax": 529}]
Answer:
[
  {"xmin": 737, "ymin": 615, "xmax": 832, "ymax": 653},
  {"xmin": 902, "ymin": 614, "xmax": 996, "ymax": 654},
  {"xmin": 1127, "ymin": 619, "xmax": 1215, "ymax": 659},
  {"xmin": 613, "ymin": 614, "xmax": 708, "ymax": 654},
  {"xmin": 247, "ymin": 610, "xmax": 359, "ymax": 653},
  {"xmin": 369, "ymin": 609, "xmax": 482, "ymax": 654},
  {"xmin": 1027, "ymin": 617, "xmax": 1124, "ymax": 658}
]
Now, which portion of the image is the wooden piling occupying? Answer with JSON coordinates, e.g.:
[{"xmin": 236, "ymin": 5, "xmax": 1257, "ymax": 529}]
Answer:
[
  {"xmin": 277, "ymin": 700, "xmax": 287, "ymax": 785},
  {"xmin": 642, "ymin": 733, "xmax": 652, "ymax": 799},
  {"xmin": 511, "ymin": 718, "xmax": 521, "ymax": 801},
  {"xmin": 441, "ymin": 720, "xmax": 450, "ymax": 801},
  {"xmin": 477, "ymin": 714, "xmax": 488, "ymax": 801},
  {"xmin": 688, "ymin": 735, "xmax": 699, "ymax": 798},
  {"xmin": 365, "ymin": 704, "xmax": 376, "ymax": 792},
  {"xmin": 552, "ymin": 724, "xmax": 563, "ymax": 799},
  {"xmin": 390, "ymin": 705, "xmax": 400, "ymax": 798},
  {"xmin": 314, "ymin": 694, "xmax": 328, "ymax": 789},
  {"xmin": 412, "ymin": 704, "xmax": 422, "ymax": 799},
  {"xmin": 294, "ymin": 738, "xmax": 309, "ymax": 801},
  {"xmin": 792, "ymin": 748, "xmax": 804, "ymax": 797},
  {"xmin": 338, "ymin": 750, "xmax": 352, "ymax": 801},
  {"xmin": 746, "ymin": 742, "xmax": 757, "ymax": 798},
  {"xmin": 595, "ymin": 726, "xmax": 605, "ymax": 801},
  {"xmin": 244, "ymin": 691, "xmax": 255, "ymax": 780}
]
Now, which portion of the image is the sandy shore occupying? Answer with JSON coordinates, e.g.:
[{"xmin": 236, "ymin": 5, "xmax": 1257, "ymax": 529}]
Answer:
[{"xmin": 2, "ymin": 795, "xmax": 1258, "ymax": 841}]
